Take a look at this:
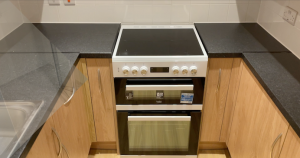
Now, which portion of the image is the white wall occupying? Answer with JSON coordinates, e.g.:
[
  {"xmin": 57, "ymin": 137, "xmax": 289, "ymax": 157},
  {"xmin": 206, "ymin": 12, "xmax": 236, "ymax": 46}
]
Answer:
[
  {"xmin": 0, "ymin": 0, "xmax": 23, "ymax": 40},
  {"xmin": 17, "ymin": 0, "xmax": 261, "ymax": 24},
  {"xmin": 258, "ymin": 0, "xmax": 300, "ymax": 58}
]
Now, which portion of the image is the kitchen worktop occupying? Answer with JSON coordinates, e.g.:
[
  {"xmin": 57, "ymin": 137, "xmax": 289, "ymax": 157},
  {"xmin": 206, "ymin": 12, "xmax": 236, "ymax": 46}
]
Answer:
[
  {"xmin": 195, "ymin": 23, "xmax": 289, "ymax": 57},
  {"xmin": 33, "ymin": 23, "xmax": 121, "ymax": 58},
  {"xmin": 0, "ymin": 23, "xmax": 120, "ymax": 58},
  {"xmin": 195, "ymin": 23, "xmax": 300, "ymax": 138},
  {"xmin": 243, "ymin": 52, "xmax": 300, "ymax": 138},
  {"xmin": 1, "ymin": 22, "xmax": 300, "ymax": 157}
]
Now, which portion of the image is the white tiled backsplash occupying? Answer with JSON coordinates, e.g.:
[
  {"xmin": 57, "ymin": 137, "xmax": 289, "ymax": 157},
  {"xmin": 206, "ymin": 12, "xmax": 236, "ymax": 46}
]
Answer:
[
  {"xmin": 0, "ymin": 0, "xmax": 23, "ymax": 40},
  {"xmin": 258, "ymin": 0, "xmax": 300, "ymax": 58},
  {"xmin": 14, "ymin": 0, "xmax": 261, "ymax": 24}
]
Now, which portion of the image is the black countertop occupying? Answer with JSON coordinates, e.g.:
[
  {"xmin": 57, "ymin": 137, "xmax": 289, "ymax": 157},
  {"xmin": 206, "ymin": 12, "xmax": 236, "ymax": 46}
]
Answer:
[
  {"xmin": 243, "ymin": 52, "xmax": 300, "ymax": 138},
  {"xmin": 33, "ymin": 23, "xmax": 120, "ymax": 58},
  {"xmin": 195, "ymin": 23, "xmax": 289, "ymax": 57},
  {"xmin": 1, "ymin": 23, "xmax": 300, "ymax": 157},
  {"xmin": 195, "ymin": 23, "xmax": 300, "ymax": 138}
]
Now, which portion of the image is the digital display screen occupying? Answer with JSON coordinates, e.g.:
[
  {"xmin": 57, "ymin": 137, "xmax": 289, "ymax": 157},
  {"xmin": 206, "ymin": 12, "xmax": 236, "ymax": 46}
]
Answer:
[{"xmin": 150, "ymin": 67, "xmax": 169, "ymax": 73}]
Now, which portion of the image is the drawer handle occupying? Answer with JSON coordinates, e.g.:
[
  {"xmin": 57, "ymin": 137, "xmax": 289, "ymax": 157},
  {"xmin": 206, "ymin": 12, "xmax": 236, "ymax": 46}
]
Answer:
[
  {"xmin": 52, "ymin": 128, "xmax": 62, "ymax": 157},
  {"xmin": 98, "ymin": 69, "xmax": 103, "ymax": 92},
  {"xmin": 62, "ymin": 144, "xmax": 70, "ymax": 158},
  {"xmin": 217, "ymin": 69, "xmax": 222, "ymax": 91},
  {"xmin": 271, "ymin": 133, "xmax": 282, "ymax": 158}
]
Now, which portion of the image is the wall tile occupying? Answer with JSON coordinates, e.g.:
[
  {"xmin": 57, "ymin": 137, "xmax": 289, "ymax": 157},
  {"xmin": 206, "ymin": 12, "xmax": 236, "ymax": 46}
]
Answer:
[
  {"xmin": 258, "ymin": 0, "xmax": 300, "ymax": 59},
  {"xmin": 0, "ymin": 0, "xmax": 23, "ymax": 37},
  {"xmin": 58, "ymin": 4, "xmax": 99, "ymax": 22},
  {"xmin": 121, "ymin": 5, "xmax": 135, "ymax": 22},
  {"xmin": 134, "ymin": 5, "xmax": 152, "ymax": 23},
  {"xmin": 172, "ymin": 0, "xmax": 190, "ymax": 4},
  {"xmin": 208, "ymin": 4, "xmax": 229, "ymax": 22},
  {"xmin": 15, "ymin": 0, "xmax": 263, "ymax": 25},
  {"xmin": 20, "ymin": 2, "xmax": 59, "ymax": 23},
  {"xmin": 190, "ymin": 0, "xmax": 210, "ymax": 4},
  {"xmin": 153, "ymin": 0, "xmax": 171, "ymax": 5},
  {"xmin": 171, "ymin": 4, "xmax": 190, "ymax": 23},
  {"xmin": 188, "ymin": 4, "xmax": 209, "ymax": 22},
  {"xmin": 152, "ymin": 5, "xmax": 171, "ymax": 23},
  {"xmin": 245, "ymin": 2, "xmax": 260, "ymax": 22},
  {"xmin": 227, "ymin": 3, "xmax": 248, "ymax": 22}
]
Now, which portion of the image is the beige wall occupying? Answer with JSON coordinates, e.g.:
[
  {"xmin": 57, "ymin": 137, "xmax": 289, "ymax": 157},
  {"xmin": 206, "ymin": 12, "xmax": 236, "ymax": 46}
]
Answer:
[
  {"xmin": 258, "ymin": 0, "xmax": 300, "ymax": 58},
  {"xmin": 0, "ymin": 0, "xmax": 23, "ymax": 40},
  {"xmin": 17, "ymin": 0, "xmax": 261, "ymax": 24}
]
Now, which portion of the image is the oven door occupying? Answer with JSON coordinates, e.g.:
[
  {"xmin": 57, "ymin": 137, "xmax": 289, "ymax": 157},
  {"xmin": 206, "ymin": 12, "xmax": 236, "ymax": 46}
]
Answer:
[
  {"xmin": 114, "ymin": 78, "xmax": 204, "ymax": 110},
  {"xmin": 117, "ymin": 110, "xmax": 201, "ymax": 156}
]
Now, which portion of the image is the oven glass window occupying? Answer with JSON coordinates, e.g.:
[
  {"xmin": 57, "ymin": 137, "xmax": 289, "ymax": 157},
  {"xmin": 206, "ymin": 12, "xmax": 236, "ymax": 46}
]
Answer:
[
  {"xmin": 117, "ymin": 111, "xmax": 201, "ymax": 155},
  {"xmin": 115, "ymin": 78, "xmax": 205, "ymax": 105},
  {"xmin": 128, "ymin": 120, "xmax": 190, "ymax": 151}
]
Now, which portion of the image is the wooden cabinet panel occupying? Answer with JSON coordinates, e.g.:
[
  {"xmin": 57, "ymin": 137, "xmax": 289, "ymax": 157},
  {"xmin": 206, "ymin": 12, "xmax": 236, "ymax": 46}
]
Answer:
[
  {"xmin": 28, "ymin": 61, "xmax": 91, "ymax": 158},
  {"xmin": 200, "ymin": 58, "xmax": 233, "ymax": 142},
  {"xmin": 52, "ymin": 84, "xmax": 91, "ymax": 158},
  {"xmin": 279, "ymin": 127, "xmax": 300, "ymax": 158},
  {"xmin": 86, "ymin": 58, "xmax": 116, "ymax": 142},
  {"xmin": 227, "ymin": 62, "xmax": 289, "ymax": 158},
  {"xmin": 27, "ymin": 117, "xmax": 59, "ymax": 158},
  {"xmin": 220, "ymin": 58, "xmax": 243, "ymax": 142},
  {"xmin": 52, "ymin": 63, "xmax": 91, "ymax": 158},
  {"xmin": 76, "ymin": 58, "xmax": 97, "ymax": 142}
]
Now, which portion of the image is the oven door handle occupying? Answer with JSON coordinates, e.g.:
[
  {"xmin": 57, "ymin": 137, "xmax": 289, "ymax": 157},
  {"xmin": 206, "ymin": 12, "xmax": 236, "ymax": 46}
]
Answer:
[
  {"xmin": 126, "ymin": 85, "xmax": 194, "ymax": 91},
  {"xmin": 128, "ymin": 116, "xmax": 191, "ymax": 121}
]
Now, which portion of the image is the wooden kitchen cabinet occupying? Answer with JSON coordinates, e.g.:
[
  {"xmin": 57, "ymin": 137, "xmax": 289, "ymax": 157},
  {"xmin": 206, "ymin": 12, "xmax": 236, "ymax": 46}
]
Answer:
[
  {"xmin": 52, "ymin": 84, "xmax": 91, "ymax": 158},
  {"xmin": 200, "ymin": 58, "xmax": 234, "ymax": 142},
  {"xmin": 86, "ymin": 58, "xmax": 117, "ymax": 143},
  {"xmin": 279, "ymin": 127, "xmax": 300, "ymax": 158},
  {"xmin": 227, "ymin": 61, "xmax": 289, "ymax": 158},
  {"xmin": 27, "ymin": 61, "xmax": 91, "ymax": 158},
  {"xmin": 26, "ymin": 117, "xmax": 59, "ymax": 158}
]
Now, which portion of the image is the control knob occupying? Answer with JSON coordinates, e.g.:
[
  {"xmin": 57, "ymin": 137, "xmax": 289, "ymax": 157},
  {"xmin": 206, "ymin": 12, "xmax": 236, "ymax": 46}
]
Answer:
[
  {"xmin": 140, "ymin": 66, "xmax": 148, "ymax": 76},
  {"xmin": 131, "ymin": 66, "xmax": 139, "ymax": 76},
  {"xmin": 122, "ymin": 66, "xmax": 130, "ymax": 76},
  {"xmin": 172, "ymin": 66, "xmax": 180, "ymax": 75},
  {"xmin": 181, "ymin": 66, "xmax": 189, "ymax": 75},
  {"xmin": 190, "ymin": 66, "xmax": 197, "ymax": 75}
]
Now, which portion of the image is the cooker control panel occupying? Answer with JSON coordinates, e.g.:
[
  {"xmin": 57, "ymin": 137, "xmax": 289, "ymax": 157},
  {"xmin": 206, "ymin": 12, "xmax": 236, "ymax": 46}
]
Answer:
[{"xmin": 114, "ymin": 62, "xmax": 207, "ymax": 77}]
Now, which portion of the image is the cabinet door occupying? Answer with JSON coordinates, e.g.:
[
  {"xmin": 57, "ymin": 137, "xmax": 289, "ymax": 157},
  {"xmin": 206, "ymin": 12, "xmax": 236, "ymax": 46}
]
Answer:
[
  {"xmin": 279, "ymin": 127, "xmax": 300, "ymax": 158},
  {"xmin": 27, "ymin": 117, "xmax": 60, "ymax": 158},
  {"xmin": 86, "ymin": 58, "xmax": 116, "ymax": 142},
  {"xmin": 200, "ymin": 58, "xmax": 233, "ymax": 141},
  {"xmin": 52, "ymin": 65, "xmax": 91, "ymax": 158},
  {"xmin": 228, "ymin": 62, "xmax": 289, "ymax": 158}
]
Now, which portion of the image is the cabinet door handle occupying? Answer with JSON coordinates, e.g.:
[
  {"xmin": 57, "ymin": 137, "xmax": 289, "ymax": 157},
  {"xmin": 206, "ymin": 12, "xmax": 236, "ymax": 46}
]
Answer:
[
  {"xmin": 270, "ymin": 133, "xmax": 282, "ymax": 158},
  {"xmin": 64, "ymin": 72, "xmax": 75, "ymax": 105},
  {"xmin": 62, "ymin": 144, "xmax": 70, "ymax": 158},
  {"xmin": 217, "ymin": 69, "xmax": 222, "ymax": 91},
  {"xmin": 52, "ymin": 128, "xmax": 62, "ymax": 157},
  {"xmin": 98, "ymin": 69, "xmax": 103, "ymax": 92}
]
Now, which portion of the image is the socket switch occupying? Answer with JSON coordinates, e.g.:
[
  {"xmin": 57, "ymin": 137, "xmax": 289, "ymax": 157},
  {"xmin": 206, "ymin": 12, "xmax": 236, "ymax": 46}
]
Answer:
[
  {"xmin": 64, "ymin": 0, "xmax": 75, "ymax": 5},
  {"xmin": 283, "ymin": 6, "xmax": 298, "ymax": 25}
]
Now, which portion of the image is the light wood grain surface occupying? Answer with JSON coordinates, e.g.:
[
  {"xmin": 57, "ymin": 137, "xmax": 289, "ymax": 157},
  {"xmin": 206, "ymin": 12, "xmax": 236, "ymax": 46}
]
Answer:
[
  {"xmin": 88, "ymin": 150, "xmax": 231, "ymax": 158},
  {"xmin": 227, "ymin": 62, "xmax": 289, "ymax": 158},
  {"xmin": 200, "ymin": 58, "xmax": 234, "ymax": 142},
  {"xmin": 77, "ymin": 58, "xmax": 97, "ymax": 142},
  {"xmin": 86, "ymin": 58, "xmax": 116, "ymax": 142},
  {"xmin": 279, "ymin": 126, "xmax": 300, "ymax": 158},
  {"xmin": 220, "ymin": 58, "xmax": 243, "ymax": 142}
]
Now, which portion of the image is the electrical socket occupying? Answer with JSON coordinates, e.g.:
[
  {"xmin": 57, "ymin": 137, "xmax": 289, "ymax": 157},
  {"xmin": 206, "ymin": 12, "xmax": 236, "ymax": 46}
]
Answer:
[
  {"xmin": 48, "ymin": 0, "xmax": 60, "ymax": 5},
  {"xmin": 283, "ymin": 6, "xmax": 298, "ymax": 25},
  {"xmin": 63, "ymin": 0, "xmax": 76, "ymax": 5}
]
